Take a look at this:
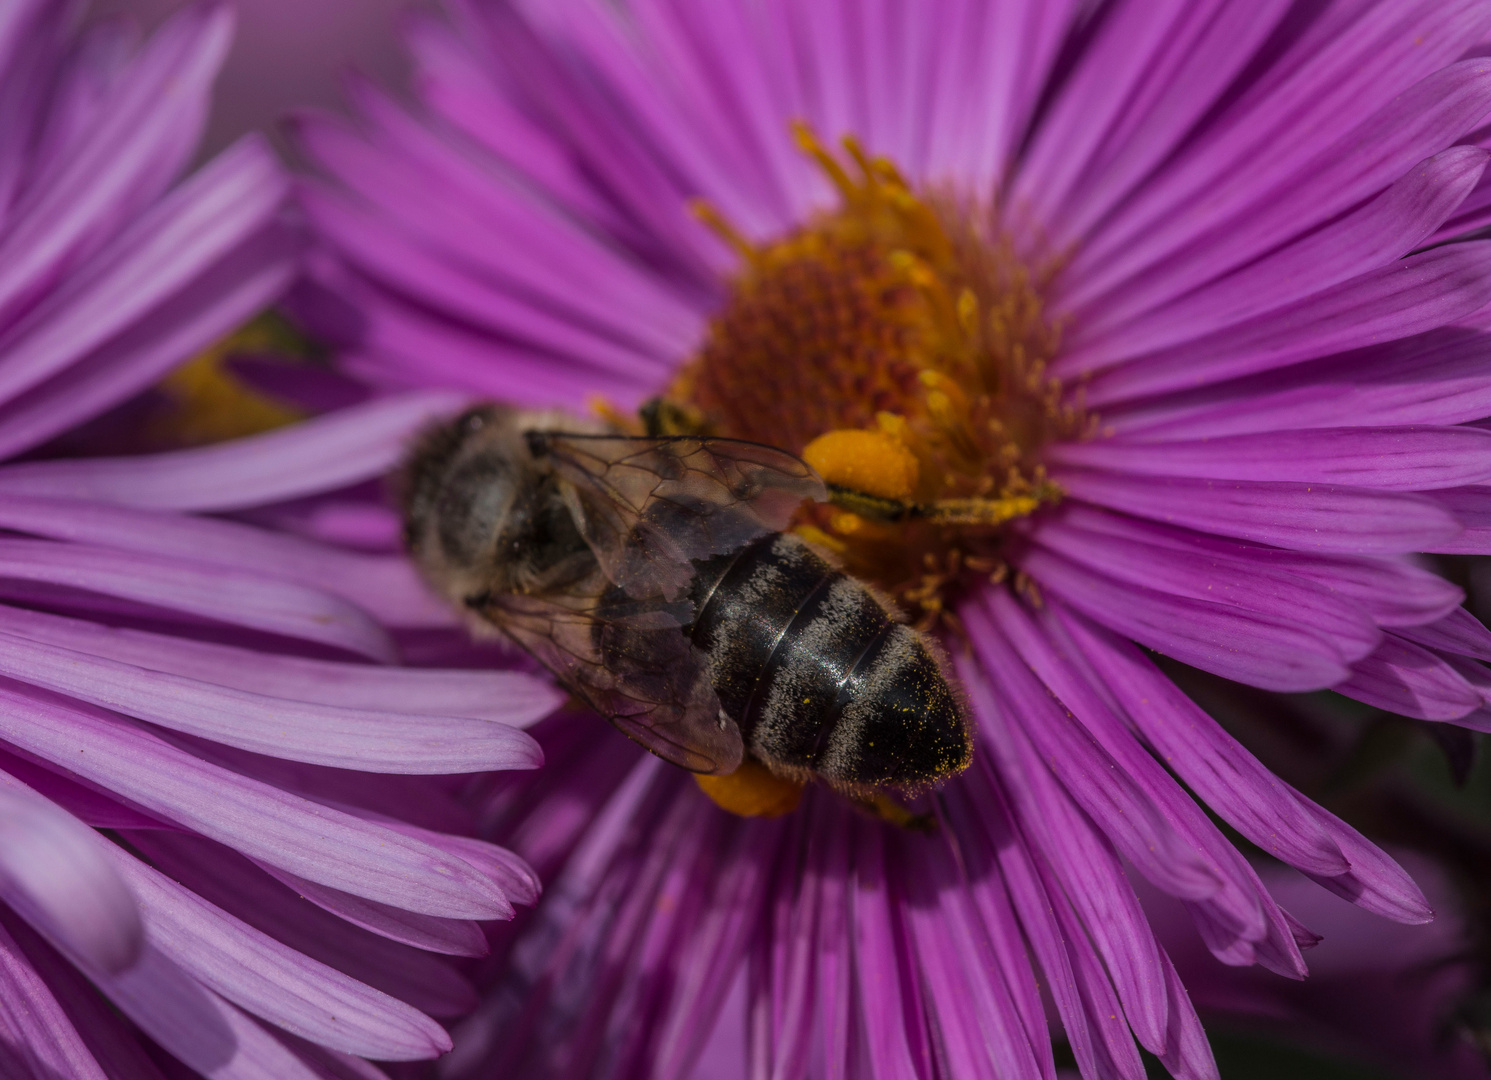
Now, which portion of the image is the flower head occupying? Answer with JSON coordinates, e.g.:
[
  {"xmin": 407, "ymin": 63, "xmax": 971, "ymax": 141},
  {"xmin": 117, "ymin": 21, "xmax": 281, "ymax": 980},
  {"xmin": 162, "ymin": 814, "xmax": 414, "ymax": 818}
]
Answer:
[
  {"xmin": 298, "ymin": 0, "xmax": 1491, "ymax": 1076},
  {"xmin": 0, "ymin": 3, "xmax": 563, "ymax": 1076}
]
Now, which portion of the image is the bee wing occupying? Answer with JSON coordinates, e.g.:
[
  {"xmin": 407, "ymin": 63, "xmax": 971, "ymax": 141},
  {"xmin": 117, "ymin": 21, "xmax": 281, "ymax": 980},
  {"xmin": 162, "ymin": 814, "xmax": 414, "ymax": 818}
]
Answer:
[
  {"xmin": 479, "ymin": 590, "xmax": 744, "ymax": 775},
  {"xmin": 530, "ymin": 432, "xmax": 827, "ymax": 601}
]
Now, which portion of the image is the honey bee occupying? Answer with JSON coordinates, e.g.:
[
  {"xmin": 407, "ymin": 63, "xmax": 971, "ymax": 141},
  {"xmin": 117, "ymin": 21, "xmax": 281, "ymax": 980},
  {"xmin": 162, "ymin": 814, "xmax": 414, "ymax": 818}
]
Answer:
[{"xmin": 401, "ymin": 404, "xmax": 970, "ymax": 800}]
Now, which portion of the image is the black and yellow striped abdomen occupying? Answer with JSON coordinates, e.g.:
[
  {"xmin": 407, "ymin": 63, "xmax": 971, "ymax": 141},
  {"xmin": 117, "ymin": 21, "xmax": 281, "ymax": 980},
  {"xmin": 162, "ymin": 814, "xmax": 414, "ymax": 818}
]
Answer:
[{"xmin": 687, "ymin": 534, "xmax": 969, "ymax": 788}]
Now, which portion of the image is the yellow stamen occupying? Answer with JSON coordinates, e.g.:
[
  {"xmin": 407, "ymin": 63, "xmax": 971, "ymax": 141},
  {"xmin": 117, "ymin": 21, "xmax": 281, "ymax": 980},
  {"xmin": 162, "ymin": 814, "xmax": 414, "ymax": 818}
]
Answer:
[{"xmin": 663, "ymin": 127, "xmax": 1086, "ymax": 627}]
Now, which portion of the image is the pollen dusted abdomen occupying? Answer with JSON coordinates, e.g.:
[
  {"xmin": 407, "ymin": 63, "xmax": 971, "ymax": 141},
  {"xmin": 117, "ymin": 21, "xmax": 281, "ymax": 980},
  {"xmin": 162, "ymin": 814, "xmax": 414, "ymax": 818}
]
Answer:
[{"xmin": 687, "ymin": 533, "xmax": 969, "ymax": 789}]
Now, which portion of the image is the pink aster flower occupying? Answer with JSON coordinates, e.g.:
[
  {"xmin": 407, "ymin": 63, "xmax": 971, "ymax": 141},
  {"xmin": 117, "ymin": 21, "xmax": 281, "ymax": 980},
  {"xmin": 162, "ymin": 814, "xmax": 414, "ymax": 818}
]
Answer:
[
  {"xmin": 293, "ymin": 0, "xmax": 1491, "ymax": 1076},
  {"xmin": 0, "ymin": 4, "xmax": 563, "ymax": 1077}
]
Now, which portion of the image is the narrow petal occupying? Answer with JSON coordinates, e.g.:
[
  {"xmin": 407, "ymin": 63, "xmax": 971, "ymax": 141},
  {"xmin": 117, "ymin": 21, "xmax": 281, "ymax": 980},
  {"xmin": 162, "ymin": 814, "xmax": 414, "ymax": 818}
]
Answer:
[
  {"xmin": 1061, "ymin": 145, "xmax": 1488, "ymax": 367},
  {"xmin": 0, "ymin": 602, "xmax": 561, "ymax": 724},
  {"xmin": 1107, "ymin": 325, "xmax": 1491, "ymax": 438},
  {"xmin": 971, "ymin": 593, "xmax": 1226, "ymax": 901},
  {"xmin": 1051, "ymin": 609, "xmax": 1350, "ymax": 877},
  {"xmin": 1334, "ymin": 634, "xmax": 1482, "ymax": 720},
  {"xmin": 0, "ymin": 221, "xmax": 296, "ymax": 458},
  {"xmin": 1423, "ymin": 485, "xmax": 1491, "ymax": 553},
  {"xmin": 1052, "ymin": 468, "xmax": 1463, "ymax": 553},
  {"xmin": 0, "ymin": 918, "xmax": 112, "ymax": 1080},
  {"xmin": 0, "ymin": 391, "xmax": 468, "ymax": 511},
  {"xmin": 86, "ymin": 943, "xmax": 326, "ymax": 1080},
  {"xmin": 1066, "ymin": 28, "xmax": 1491, "ymax": 317},
  {"xmin": 0, "ymin": 537, "xmax": 397, "ymax": 663},
  {"xmin": 1035, "ymin": 504, "xmax": 1463, "ymax": 628},
  {"xmin": 0, "ymin": 136, "xmax": 286, "ymax": 410},
  {"xmin": 0, "ymin": 631, "xmax": 541, "ymax": 774},
  {"xmin": 0, "ymin": 768, "xmax": 142, "ymax": 973},
  {"xmin": 1394, "ymin": 605, "xmax": 1491, "ymax": 661},
  {"xmin": 1082, "ymin": 241, "xmax": 1491, "ymax": 406},
  {"xmin": 1299, "ymin": 807, "xmax": 1434, "ymax": 924},
  {"xmin": 1048, "ymin": 426, "xmax": 1491, "ymax": 491},
  {"xmin": 105, "ymin": 846, "xmax": 451, "ymax": 1061},
  {"xmin": 127, "ymin": 830, "xmax": 477, "ymax": 1018},
  {"xmin": 1155, "ymin": 952, "xmax": 1220, "ymax": 1080},
  {"xmin": 1028, "ymin": 516, "xmax": 1382, "ymax": 662},
  {"xmin": 246, "ymin": 864, "xmax": 488, "ymax": 957},
  {"xmin": 0, "ymin": 682, "xmax": 512, "ymax": 919},
  {"xmin": 1017, "ymin": 543, "xmax": 1352, "ymax": 691},
  {"xmin": 957, "ymin": 657, "xmax": 1172, "ymax": 1055},
  {"xmin": 0, "ymin": 496, "xmax": 456, "ymax": 629}
]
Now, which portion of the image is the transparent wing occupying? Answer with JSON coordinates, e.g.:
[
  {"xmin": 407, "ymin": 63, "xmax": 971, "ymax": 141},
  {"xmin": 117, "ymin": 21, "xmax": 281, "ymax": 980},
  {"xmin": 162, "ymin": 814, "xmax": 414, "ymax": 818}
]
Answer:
[
  {"xmin": 528, "ymin": 431, "xmax": 827, "ymax": 601},
  {"xmin": 476, "ymin": 589, "xmax": 743, "ymax": 775}
]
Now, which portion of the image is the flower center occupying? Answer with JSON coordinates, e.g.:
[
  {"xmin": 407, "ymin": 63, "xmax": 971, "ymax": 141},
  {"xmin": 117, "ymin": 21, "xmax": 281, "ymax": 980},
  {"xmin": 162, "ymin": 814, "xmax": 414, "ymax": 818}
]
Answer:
[{"xmin": 667, "ymin": 129, "xmax": 1087, "ymax": 629}]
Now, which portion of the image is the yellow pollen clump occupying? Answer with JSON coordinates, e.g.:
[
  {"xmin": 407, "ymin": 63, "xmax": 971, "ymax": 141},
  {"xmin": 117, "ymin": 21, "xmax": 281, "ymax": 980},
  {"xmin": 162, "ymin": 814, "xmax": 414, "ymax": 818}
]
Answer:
[
  {"xmin": 694, "ymin": 759, "xmax": 805, "ymax": 817},
  {"xmin": 668, "ymin": 127, "xmax": 1090, "ymax": 627},
  {"xmin": 802, "ymin": 428, "xmax": 919, "ymax": 501}
]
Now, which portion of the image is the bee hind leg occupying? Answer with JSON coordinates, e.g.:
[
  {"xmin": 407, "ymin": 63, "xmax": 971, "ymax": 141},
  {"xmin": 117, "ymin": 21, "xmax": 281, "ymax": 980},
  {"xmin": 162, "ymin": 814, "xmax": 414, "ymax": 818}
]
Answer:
[{"xmin": 850, "ymin": 792, "xmax": 936, "ymax": 832}]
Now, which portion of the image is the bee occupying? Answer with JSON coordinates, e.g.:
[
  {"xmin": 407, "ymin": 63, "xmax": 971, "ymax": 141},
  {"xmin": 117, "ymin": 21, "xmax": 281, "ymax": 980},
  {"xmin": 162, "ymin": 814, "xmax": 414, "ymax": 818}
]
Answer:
[{"xmin": 401, "ymin": 404, "xmax": 970, "ymax": 801}]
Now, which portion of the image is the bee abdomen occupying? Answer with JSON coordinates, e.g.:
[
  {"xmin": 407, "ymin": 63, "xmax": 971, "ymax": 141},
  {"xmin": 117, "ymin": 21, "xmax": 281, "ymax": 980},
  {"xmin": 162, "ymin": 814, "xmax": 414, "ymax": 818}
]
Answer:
[{"xmin": 689, "ymin": 534, "xmax": 968, "ymax": 788}]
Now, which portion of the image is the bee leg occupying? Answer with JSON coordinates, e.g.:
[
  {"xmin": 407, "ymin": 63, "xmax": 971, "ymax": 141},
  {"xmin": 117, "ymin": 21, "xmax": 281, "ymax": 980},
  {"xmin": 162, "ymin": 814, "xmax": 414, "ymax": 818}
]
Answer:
[
  {"xmin": 825, "ymin": 484, "xmax": 1057, "ymax": 527},
  {"xmin": 851, "ymin": 792, "xmax": 936, "ymax": 832}
]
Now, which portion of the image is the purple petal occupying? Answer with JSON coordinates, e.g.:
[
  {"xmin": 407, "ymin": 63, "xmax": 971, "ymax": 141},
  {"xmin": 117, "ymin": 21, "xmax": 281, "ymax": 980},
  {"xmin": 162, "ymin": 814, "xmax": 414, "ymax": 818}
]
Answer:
[
  {"xmin": 300, "ymin": 182, "xmax": 674, "ymax": 386},
  {"xmin": 0, "ymin": 217, "xmax": 296, "ymax": 459},
  {"xmin": 127, "ymin": 830, "xmax": 477, "ymax": 1019},
  {"xmin": 0, "ymin": 391, "xmax": 469, "ymax": 511},
  {"xmin": 1298, "ymin": 807, "xmax": 1433, "ymax": 924},
  {"xmin": 1108, "ymin": 324, "xmax": 1491, "ymax": 438},
  {"xmin": 0, "ymin": 537, "xmax": 397, "ymax": 662},
  {"xmin": 0, "ymin": 3, "xmax": 231, "ymax": 331},
  {"xmin": 297, "ymin": 96, "xmax": 703, "ymax": 358},
  {"xmin": 1155, "ymin": 952, "xmax": 1220, "ymax": 1080},
  {"xmin": 1034, "ymin": 504, "xmax": 1463, "ymax": 628},
  {"xmin": 1394, "ymin": 605, "xmax": 1491, "ymax": 661},
  {"xmin": 104, "ymin": 846, "xmax": 451, "ymax": 1060},
  {"xmin": 971, "ymin": 592, "xmax": 1226, "ymax": 901},
  {"xmin": 1048, "ymin": 425, "xmax": 1491, "ymax": 491},
  {"xmin": 86, "ymin": 943, "xmax": 326, "ymax": 1080},
  {"xmin": 0, "ymin": 602, "xmax": 561, "ymax": 724},
  {"xmin": 0, "ymin": 681, "xmax": 513, "ymax": 919},
  {"xmin": 1064, "ymin": 23, "xmax": 1491, "ymax": 320},
  {"xmin": 850, "ymin": 822, "xmax": 934, "ymax": 1076},
  {"xmin": 1028, "ymin": 515, "xmax": 1381, "ymax": 662},
  {"xmin": 0, "ymin": 133, "xmax": 286, "ymax": 411},
  {"xmin": 1050, "ymin": 608, "xmax": 1350, "ymax": 877},
  {"xmin": 0, "ymin": 631, "xmax": 542, "ymax": 773},
  {"xmin": 0, "ymin": 496, "xmax": 457, "ymax": 629},
  {"xmin": 1011, "ymin": 0, "xmax": 1199, "ymax": 239},
  {"xmin": 0, "ymin": 744, "xmax": 164, "ymax": 830},
  {"xmin": 1045, "ymin": 0, "xmax": 1296, "ymax": 248},
  {"xmin": 0, "ymin": 767, "xmax": 142, "ymax": 973},
  {"xmin": 1061, "ymin": 145, "xmax": 1488, "ymax": 368},
  {"xmin": 250, "ymin": 862, "xmax": 487, "ymax": 957},
  {"xmin": 0, "ymin": 917, "xmax": 113, "ymax": 1080},
  {"xmin": 1017, "ymin": 542, "xmax": 1353, "ymax": 691},
  {"xmin": 1423, "ymin": 485, "xmax": 1491, "ymax": 553},
  {"xmin": 956, "ymin": 655, "xmax": 1171, "ymax": 1055},
  {"xmin": 898, "ymin": 846, "xmax": 1047, "ymax": 1080},
  {"xmin": 1334, "ymin": 634, "xmax": 1482, "ymax": 720},
  {"xmin": 1052, "ymin": 467, "xmax": 1463, "ymax": 553},
  {"xmin": 1081, "ymin": 241, "xmax": 1491, "ymax": 406}
]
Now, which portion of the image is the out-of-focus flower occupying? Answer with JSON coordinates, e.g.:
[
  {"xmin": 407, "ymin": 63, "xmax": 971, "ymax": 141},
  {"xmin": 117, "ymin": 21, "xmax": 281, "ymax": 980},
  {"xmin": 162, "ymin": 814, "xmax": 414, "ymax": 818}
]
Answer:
[
  {"xmin": 1147, "ymin": 857, "xmax": 1490, "ymax": 1080},
  {"xmin": 294, "ymin": 0, "xmax": 1491, "ymax": 1077},
  {"xmin": 0, "ymin": 3, "xmax": 565, "ymax": 1077},
  {"xmin": 87, "ymin": 0, "xmax": 429, "ymax": 160}
]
